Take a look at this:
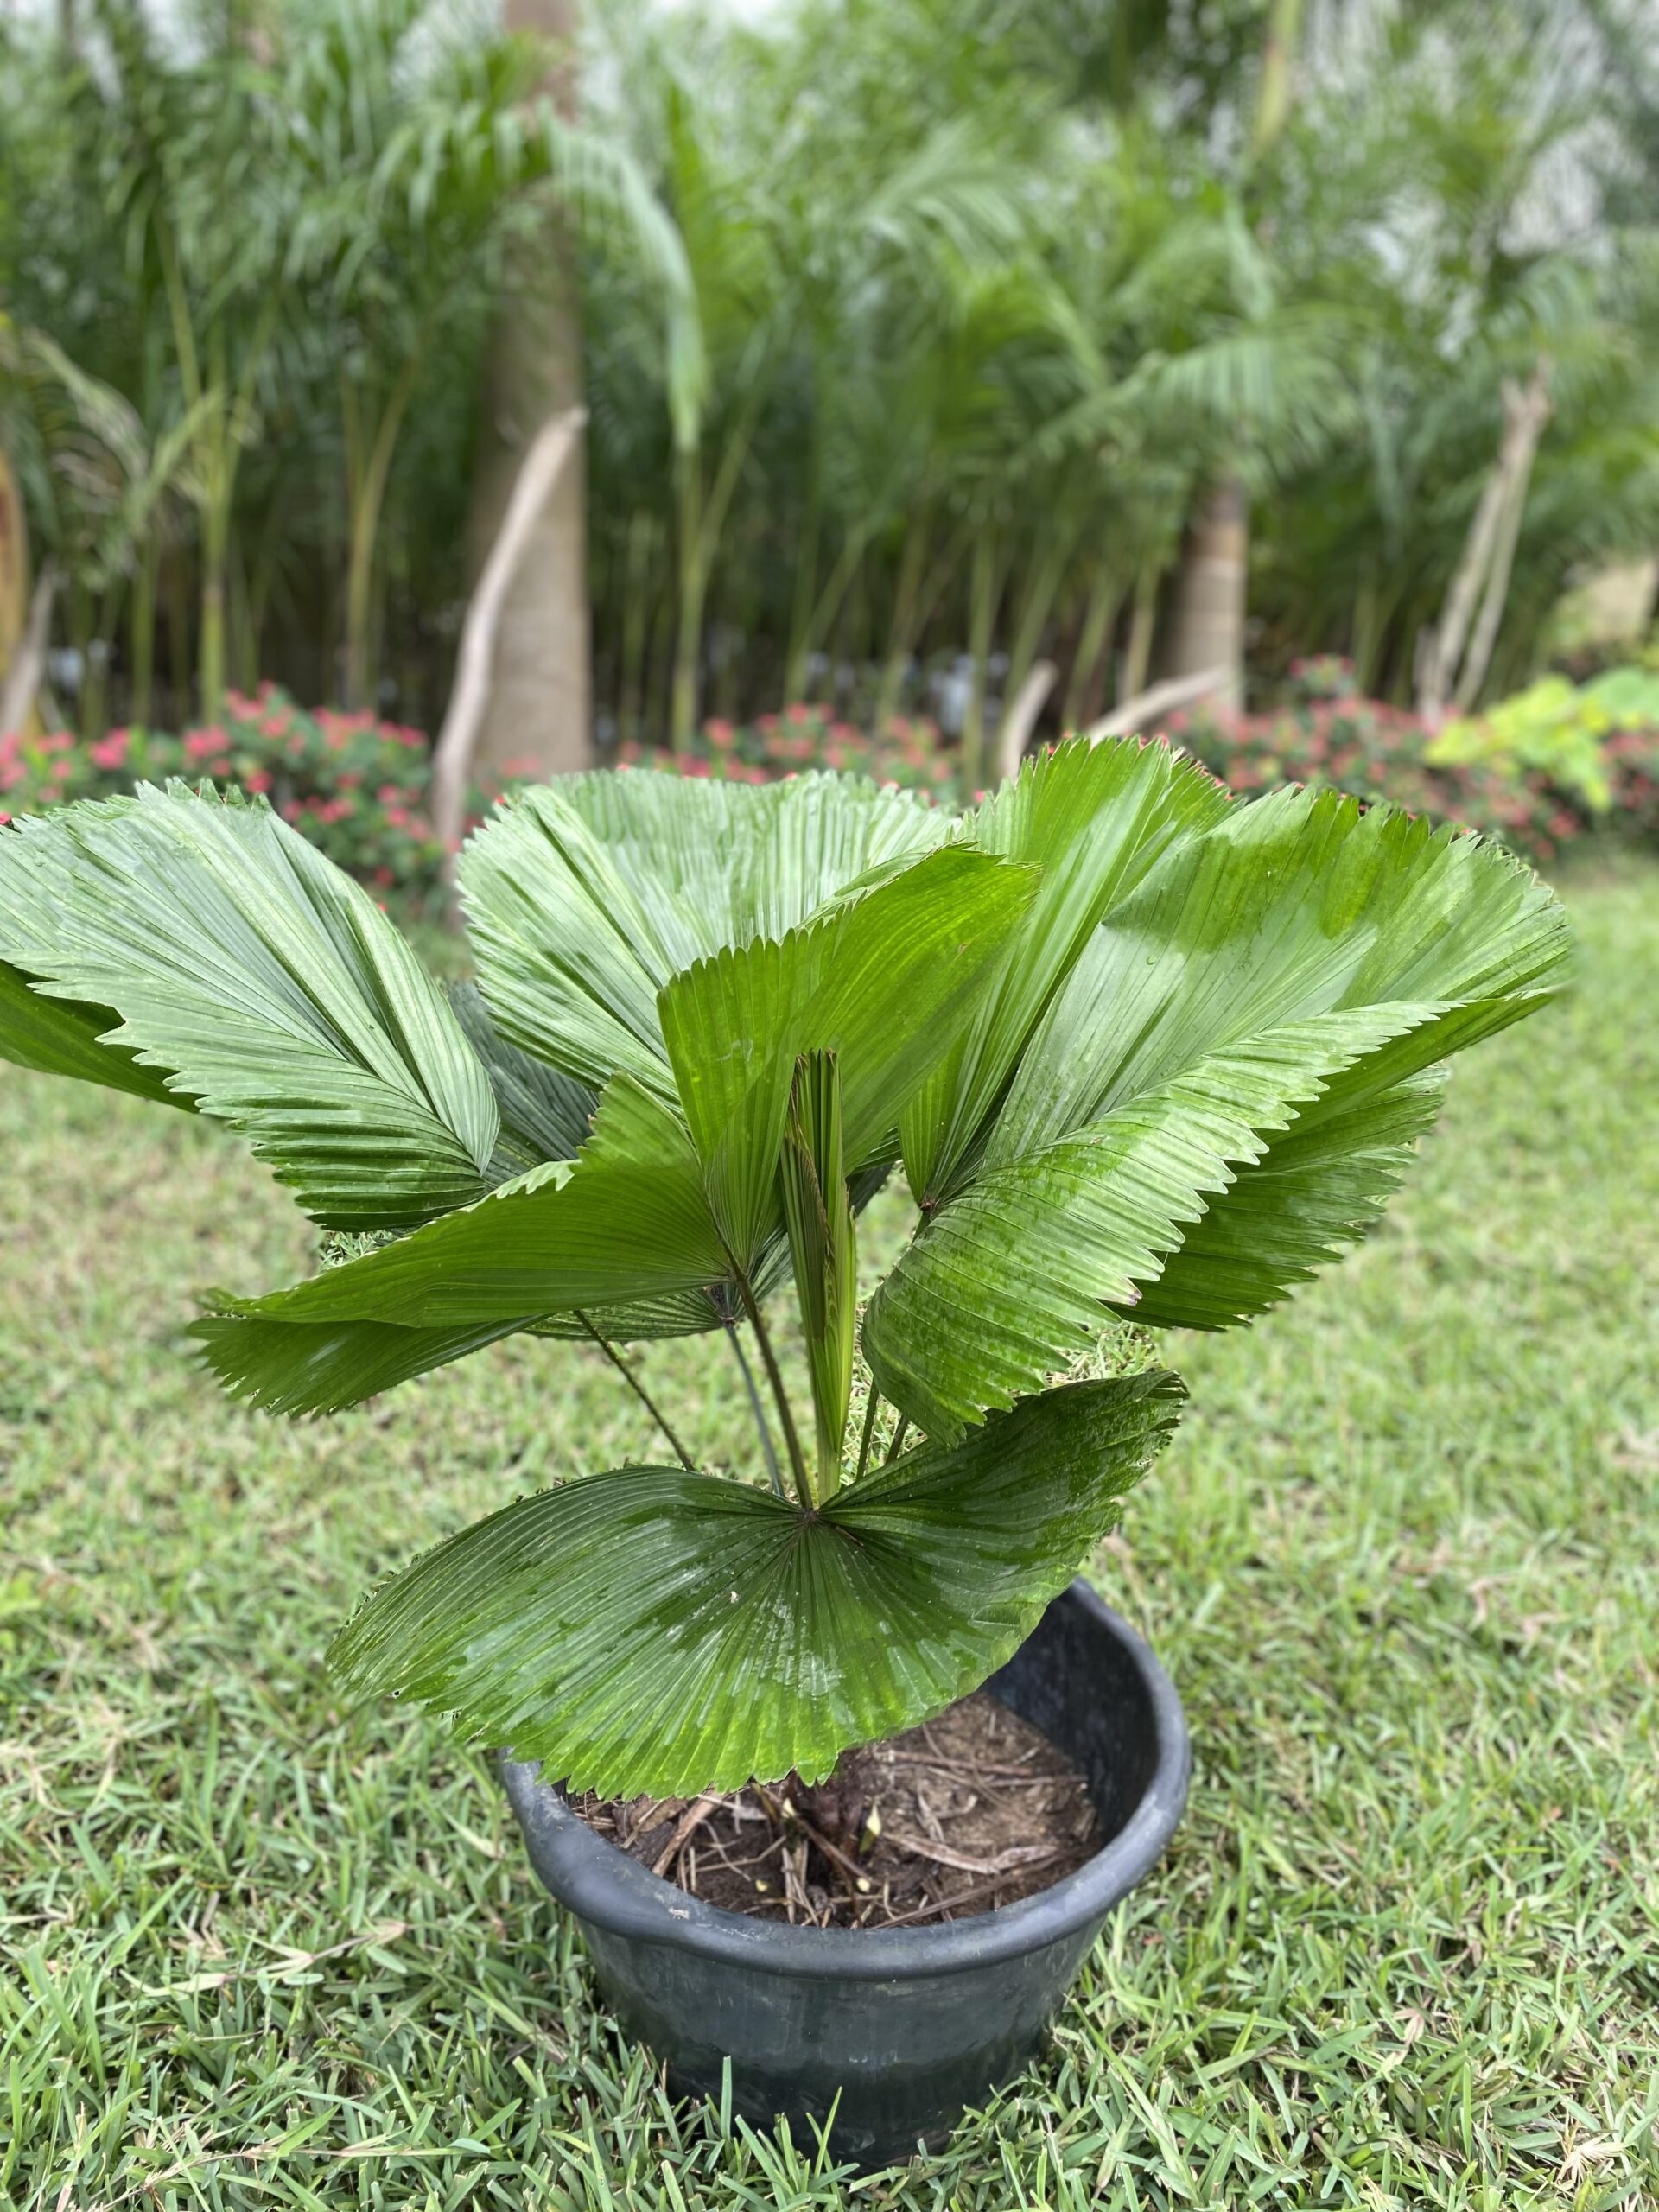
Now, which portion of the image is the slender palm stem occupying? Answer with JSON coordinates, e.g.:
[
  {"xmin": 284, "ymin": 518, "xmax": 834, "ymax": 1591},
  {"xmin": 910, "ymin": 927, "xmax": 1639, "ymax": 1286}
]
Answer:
[
  {"xmin": 726, "ymin": 1320, "xmax": 784, "ymax": 1498},
  {"xmin": 732, "ymin": 1273, "xmax": 812, "ymax": 1508},
  {"xmin": 575, "ymin": 1312, "xmax": 696, "ymax": 1471},
  {"xmin": 853, "ymin": 1386, "xmax": 880, "ymax": 1484},
  {"xmin": 882, "ymin": 1412, "xmax": 911, "ymax": 1465}
]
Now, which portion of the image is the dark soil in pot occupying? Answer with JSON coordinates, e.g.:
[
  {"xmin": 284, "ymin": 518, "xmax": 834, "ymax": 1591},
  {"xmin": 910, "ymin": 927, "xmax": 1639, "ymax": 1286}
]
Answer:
[
  {"xmin": 500, "ymin": 1580, "xmax": 1189, "ymax": 2166},
  {"xmin": 568, "ymin": 1691, "xmax": 1104, "ymax": 1929}
]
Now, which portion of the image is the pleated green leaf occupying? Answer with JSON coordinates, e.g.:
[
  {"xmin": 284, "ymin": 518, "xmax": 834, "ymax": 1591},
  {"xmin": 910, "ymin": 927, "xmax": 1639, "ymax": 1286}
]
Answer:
[
  {"xmin": 993, "ymin": 788, "xmax": 1569, "ymax": 1164},
  {"xmin": 194, "ymin": 1160, "xmax": 860, "ymax": 1421},
  {"xmin": 461, "ymin": 769, "xmax": 949, "ymax": 1092},
  {"xmin": 327, "ymin": 1370, "xmax": 1184, "ymax": 1799},
  {"xmin": 779, "ymin": 1051, "xmax": 856, "ymax": 1493},
  {"xmin": 0, "ymin": 787, "xmax": 499, "ymax": 1229},
  {"xmin": 447, "ymin": 981, "xmax": 598, "ymax": 1179},
  {"xmin": 191, "ymin": 1284, "xmax": 754, "ymax": 1421},
  {"xmin": 866, "ymin": 1007, "xmax": 1433, "ymax": 1436},
  {"xmin": 1124, "ymin": 1070, "xmax": 1447, "ymax": 1329},
  {"xmin": 0, "ymin": 956, "xmax": 183, "ymax": 1106},
  {"xmin": 657, "ymin": 843, "xmax": 1038, "ymax": 1261},
  {"xmin": 200, "ymin": 1071, "xmax": 731, "ymax": 1338},
  {"xmin": 190, "ymin": 1310, "xmax": 535, "ymax": 1416},
  {"xmin": 899, "ymin": 734, "xmax": 1232, "ymax": 1205},
  {"xmin": 867, "ymin": 791, "xmax": 1571, "ymax": 1433}
]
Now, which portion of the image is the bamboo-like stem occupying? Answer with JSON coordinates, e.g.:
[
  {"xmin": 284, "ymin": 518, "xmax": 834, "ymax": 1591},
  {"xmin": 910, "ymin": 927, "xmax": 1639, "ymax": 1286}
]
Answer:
[
  {"xmin": 575, "ymin": 1312, "xmax": 696, "ymax": 1471},
  {"xmin": 1061, "ymin": 567, "xmax": 1121, "ymax": 733},
  {"xmin": 342, "ymin": 355, "xmax": 422, "ymax": 709},
  {"xmin": 1121, "ymin": 558, "xmax": 1160, "ymax": 702},
  {"xmin": 781, "ymin": 482, "xmax": 821, "ymax": 704},
  {"xmin": 726, "ymin": 1319, "xmax": 784, "ymax": 1499},
  {"xmin": 130, "ymin": 536, "xmax": 159, "ymax": 728},
  {"xmin": 960, "ymin": 524, "xmax": 1003, "ymax": 797}
]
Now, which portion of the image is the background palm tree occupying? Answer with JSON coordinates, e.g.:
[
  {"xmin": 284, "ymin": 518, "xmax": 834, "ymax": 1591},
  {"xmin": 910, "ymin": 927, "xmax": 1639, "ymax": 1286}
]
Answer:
[{"xmin": 3, "ymin": 0, "xmax": 1656, "ymax": 750}]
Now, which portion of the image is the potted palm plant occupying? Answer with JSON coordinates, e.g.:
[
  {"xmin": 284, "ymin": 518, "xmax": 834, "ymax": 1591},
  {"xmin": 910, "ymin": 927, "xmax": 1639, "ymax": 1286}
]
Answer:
[{"xmin": 0, "ymin": 739, "xmax": 1567, "ymax": 2160}]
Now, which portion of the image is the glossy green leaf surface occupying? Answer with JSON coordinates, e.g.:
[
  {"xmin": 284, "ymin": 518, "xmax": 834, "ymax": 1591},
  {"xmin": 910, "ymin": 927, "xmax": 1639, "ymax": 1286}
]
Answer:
[
  {"xmin": 869, "ymin": 791, "xmax": 1571, "ymax": 1433},
  {"xmin": 993, "ymin": 788, "xmax": 1568, "ymax": 1163},
  {"xmin": 899, "ymin": 735, "xmax": 1232, "ymax": 1205},
  {"xmin": 1124, "ymin": 1069, "xmax": 1447, "ymax": 1329},
  {"xmin": 191, "ymin": 1310, "xmax": 534, "ymax": 1416},
  {"xmin": 657, "ymin": 842, "xmax": 1037, "ymax": 1260},
  {"xmin": 208, "ymin": 1072, "xmax": 729, "ymax": 1332},
  {"xmin": 447, "ymin": 982, "xmax": 598, "ymax": 1179},
  {"xmin": 460, "ymin": 770, "xmax": 949, "ymax": 1093},
  {"xmin": 779, "ymin": 1051, "xmax": 856, "ymax": 1495},
  {"xmin": 867, "ymin": 1007, "xmax": 1431, "ymax": 1435},
  {"xmin": 328, "ymin": 1371, "xmax": 1183, "ymax": 1799},
  {"xmin": 193, "ymin": 1283, "xmax": 753, "ymax": 1420},
  {"xmin": 0, "ymin": 956, "xmax": 182, "ymax": 1106},
  {"xmin": 0, "ymin": 788, "xmax": 499, "ymax": 1229}
]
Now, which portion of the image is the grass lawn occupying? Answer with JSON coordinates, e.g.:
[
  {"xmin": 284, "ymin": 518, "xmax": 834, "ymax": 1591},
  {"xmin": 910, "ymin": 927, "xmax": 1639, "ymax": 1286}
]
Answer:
[{"xmin": 2, "ymin": 855, "xmax": 1656, "ymax": 2212}]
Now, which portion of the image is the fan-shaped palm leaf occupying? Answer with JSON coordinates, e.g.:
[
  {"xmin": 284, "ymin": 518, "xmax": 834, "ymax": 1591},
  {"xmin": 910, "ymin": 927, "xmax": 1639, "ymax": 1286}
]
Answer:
[{"xmin": 328, "ymin": 1370, "xmax": 1183, "ymax": 1800}]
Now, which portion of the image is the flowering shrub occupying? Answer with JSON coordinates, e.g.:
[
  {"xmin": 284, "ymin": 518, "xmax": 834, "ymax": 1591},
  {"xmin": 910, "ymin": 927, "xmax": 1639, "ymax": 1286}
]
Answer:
[
  {"xmin": 1283, "ymin": 653, "xmax": 1361, "ymax": 704},
  {"xmin": 0, "ymin": 687, "xmax": 505, "ymax": 911},
  {"xmin": 1169, "ymin": 694, "xmax": 1659, "ymax": 868},
  {"xmin": 13, "ymin": 683, "xmax": 1651, "ymax": 894},
  {"xmin": 616, "ymin": 705, "xmax": 957, "ymax": 800}
]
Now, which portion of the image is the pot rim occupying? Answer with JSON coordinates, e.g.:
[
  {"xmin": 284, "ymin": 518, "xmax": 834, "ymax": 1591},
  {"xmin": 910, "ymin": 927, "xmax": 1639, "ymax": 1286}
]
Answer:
[{"xmin": 498, "ymin": 1580, "xmax": 1190, "ymax": 1981}]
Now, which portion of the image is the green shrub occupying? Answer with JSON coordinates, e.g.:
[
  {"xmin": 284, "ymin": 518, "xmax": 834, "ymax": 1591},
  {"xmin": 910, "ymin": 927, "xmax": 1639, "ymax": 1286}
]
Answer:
[{"xmin": 1427, "ymin": 664, "xmax": 1659, "ymax": 815}]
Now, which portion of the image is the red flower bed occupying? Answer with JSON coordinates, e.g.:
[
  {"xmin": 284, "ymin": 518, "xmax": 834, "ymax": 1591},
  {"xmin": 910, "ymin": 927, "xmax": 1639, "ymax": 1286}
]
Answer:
[
  {"xmin": 0, "ymin": 686, "xmax": 501, "ymax": 912},
  {"xmin": 1170, "ymin": 694, "xmax": 1659, "ymax": 867}
]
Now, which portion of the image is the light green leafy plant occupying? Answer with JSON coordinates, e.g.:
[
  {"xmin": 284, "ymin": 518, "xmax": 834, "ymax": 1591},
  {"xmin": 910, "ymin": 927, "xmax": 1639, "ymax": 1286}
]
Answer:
[
  {"xmin": 1428, "ymin": 665, "xmax": 1659, "ymax": 814},
  {"xmin": 0, "ymin": 741, "xmax": 1569, "ymax": 1799}
]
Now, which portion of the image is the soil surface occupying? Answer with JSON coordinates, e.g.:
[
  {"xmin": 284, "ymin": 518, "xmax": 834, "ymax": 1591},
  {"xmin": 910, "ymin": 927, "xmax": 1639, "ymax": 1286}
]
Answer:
[{"xmin": 568, "ymin": 1691, "xmax": 1103, "ymax": 1930}]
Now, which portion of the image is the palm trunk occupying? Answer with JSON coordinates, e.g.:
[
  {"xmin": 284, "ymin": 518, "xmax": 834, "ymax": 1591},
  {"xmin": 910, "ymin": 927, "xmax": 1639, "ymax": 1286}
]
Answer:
[
  {"xmin": 0, "ymin": 448, "xmax": 30, "ymax": 702},
  {"xmin": 618, "ymin": 510, "xmax": 654, "ymax": 743},
  {"xmin": 199, "ymin": 499, "xmax": 228, "ymax": 723},
  {"xmin": 68, "ymin": 578, "xmax": 93, "ymax": 738},
  {"xmin": 1452, "ymin": 376, "xmax": 1553, "ymax": 711},
  {"xmin": 465, "ymin": 0, "xmax": 591, "ymax": 780},
  {"xmin": 1417, "ymin": 365, "xmax": 1552, "ymax": 718},
  {"xmin": 1001, "ymin": 526, "xmax": 1075, "ymax": 740},
  {"xmin": 1249, "ymin": 0, "xmax": 1306, "ymax": 161},
  {"xmin": 197, "ymin": 387, "xmax": 232, "ymax": 719},
  {"xmin": 86, "ymin": 577, "xmax": 133, "ymax": 742},
  {"xmin": 670, "ymin": 395, "xmax": 765, "ymax": 750},
  {"xmin": 1161, "ymin": 477, "xmax": 1247, "ymax": 714},
  {"xmin": 344, "ymin": 368, "xmax": 419, "ymax": 710},
  {"xmin": 795, "ymin": 524, "xmax": 871, "ymax": 705},
  {"xmin": 165, "ymin": 547, "xmax": 192, "ymax": 725},
  {"xmin": 782, "ymin": 489, "xmax": 822, "ymax": 706}
]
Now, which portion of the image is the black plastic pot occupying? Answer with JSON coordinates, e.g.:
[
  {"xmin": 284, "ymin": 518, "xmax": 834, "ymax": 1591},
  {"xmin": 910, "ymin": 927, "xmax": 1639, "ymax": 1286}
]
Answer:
[{"xmin": 499, "ymin": 1580, "xmax": 1189, "ymax": 2165}]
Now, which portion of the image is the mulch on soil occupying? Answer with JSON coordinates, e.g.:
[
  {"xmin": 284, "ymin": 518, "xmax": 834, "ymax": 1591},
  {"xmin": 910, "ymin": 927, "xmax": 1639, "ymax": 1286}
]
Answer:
[{"xmin": 569, "ymin": 1690, "xmax": 1103, "ymax": 1930}]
